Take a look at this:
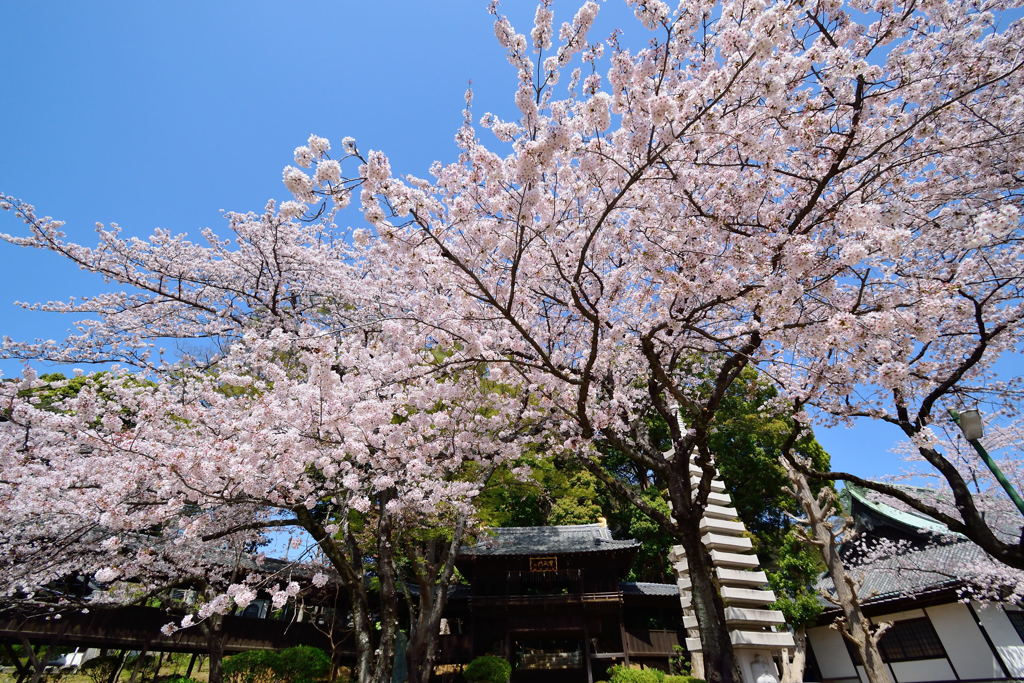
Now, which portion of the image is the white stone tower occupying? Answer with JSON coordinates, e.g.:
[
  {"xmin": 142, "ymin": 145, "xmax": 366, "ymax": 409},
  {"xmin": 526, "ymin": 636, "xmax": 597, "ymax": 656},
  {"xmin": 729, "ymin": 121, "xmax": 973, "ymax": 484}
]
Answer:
[{"xmin": 670, "ymin": 457, "xmax": 794, "ymax": 682}]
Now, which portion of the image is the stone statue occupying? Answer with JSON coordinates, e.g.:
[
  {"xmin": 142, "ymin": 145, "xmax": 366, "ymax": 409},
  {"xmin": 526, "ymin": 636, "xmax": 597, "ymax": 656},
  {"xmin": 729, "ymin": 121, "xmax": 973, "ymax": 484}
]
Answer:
[{"xmin": 750, "ymin": 653, "xmax": 780, "ymax": 683}]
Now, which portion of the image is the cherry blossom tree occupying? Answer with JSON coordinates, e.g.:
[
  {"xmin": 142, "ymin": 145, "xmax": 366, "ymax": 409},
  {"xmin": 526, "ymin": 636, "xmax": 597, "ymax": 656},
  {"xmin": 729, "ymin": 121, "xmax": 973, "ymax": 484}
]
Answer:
[
  {"xmin": 0, "ymin": 197, "xmax": 525, "ymax": 682},
  {"xmin": 313, "ymin": 1, "xmax": 1019, "ymax": 679},
  {"xmin": 3, "ymin": 0, "xmax": 1024, "ymax": 681}
]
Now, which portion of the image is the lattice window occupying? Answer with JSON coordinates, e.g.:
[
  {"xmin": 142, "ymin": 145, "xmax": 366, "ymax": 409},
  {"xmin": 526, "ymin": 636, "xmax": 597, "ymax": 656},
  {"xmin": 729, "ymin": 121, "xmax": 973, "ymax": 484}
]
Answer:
[{"xmin": 878, "ymin": 617, "xmax": 946, "ymax": 662}]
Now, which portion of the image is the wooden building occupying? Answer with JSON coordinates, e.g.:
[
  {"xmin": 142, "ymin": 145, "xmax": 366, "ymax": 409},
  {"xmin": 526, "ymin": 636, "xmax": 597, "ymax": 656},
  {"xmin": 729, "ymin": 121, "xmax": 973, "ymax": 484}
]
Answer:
[{"xmin": 437, "ymin": 523, "xmax": 686, "ymax": 682}]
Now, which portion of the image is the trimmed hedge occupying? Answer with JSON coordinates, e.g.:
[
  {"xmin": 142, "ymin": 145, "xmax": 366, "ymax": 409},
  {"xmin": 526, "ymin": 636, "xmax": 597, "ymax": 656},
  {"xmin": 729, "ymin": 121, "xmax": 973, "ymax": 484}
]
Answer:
[
  {"xmin": 607, "ymin": 666, "xmax": 706, "ymax": 683},
  {"xmin": 223, "ymin": 646, "xmax": 330, "ymax": 683},
  {"xmin": 463, "ymin": 655, "xmax": 512, "ymax": 683}
]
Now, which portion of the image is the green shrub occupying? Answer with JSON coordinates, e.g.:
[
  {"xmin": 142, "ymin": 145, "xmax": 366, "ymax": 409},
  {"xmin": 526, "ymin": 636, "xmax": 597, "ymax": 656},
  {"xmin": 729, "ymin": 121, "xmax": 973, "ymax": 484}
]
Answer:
[
  {"xmin": 664, "ymin": 677, "xmax": 705, "ymax": 683},
  {"xmin": 275, "ymin": 646, "xmax": 330, "ymax": 683},
  {"xmin": 608, "ymin": 664, "xmax": 665, "ymax": 683},
  {"xmin": 80, "ymin": 655, "xmax": 123, "ymax": 683},
  {"xmin": 222, "ymin": 650, "xmax": 279, "ymax": 683},
  {"xmin": 223, "ymin": 646, "xmax": 330, "ymax": 683},
  {"xmin": 158, "ymin": 678, "xmax": 202, "ymax": 683},
  {"xmin": 463, "ymin": 655, "xmax": 511, "ymax": 683},
  {"xmin": 125, "ymin": 654, "xmax": 159, "ymax": 675}
]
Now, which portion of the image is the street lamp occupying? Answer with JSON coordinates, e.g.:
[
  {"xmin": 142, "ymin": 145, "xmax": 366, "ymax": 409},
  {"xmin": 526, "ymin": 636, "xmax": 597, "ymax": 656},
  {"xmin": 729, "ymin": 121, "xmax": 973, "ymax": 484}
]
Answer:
[{"xmin": 949, "ymin": 408, "xmax": 1024, "ymax": 517}]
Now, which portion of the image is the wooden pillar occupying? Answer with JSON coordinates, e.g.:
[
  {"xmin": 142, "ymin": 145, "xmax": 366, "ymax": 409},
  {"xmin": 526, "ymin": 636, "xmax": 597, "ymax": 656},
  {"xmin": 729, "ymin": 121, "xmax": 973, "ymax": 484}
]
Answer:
[
  {"xmin": 184, "ymin": 652, "xmax": 199, "ymax": 678},
  {"xmin": 583, "ymin": 623, "xmax": 594, "ymax": 683},
  {"xmin": 618, "ymin": 606, "xmax": 630, "ymax": 666}
]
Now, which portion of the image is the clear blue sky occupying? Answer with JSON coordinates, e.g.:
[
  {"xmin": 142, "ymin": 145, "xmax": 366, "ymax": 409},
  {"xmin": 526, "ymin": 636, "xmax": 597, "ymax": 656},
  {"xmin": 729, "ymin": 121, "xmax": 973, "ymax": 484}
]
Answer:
[{"xmin": 0, "ymin": 2, "xmax": 1017, "ymax": 481}]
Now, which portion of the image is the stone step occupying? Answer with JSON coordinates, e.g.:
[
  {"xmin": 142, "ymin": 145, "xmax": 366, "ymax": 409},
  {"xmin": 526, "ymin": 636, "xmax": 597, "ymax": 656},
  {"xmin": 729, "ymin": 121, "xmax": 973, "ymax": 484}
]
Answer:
[
  {"xmin": 685, "ymin": 637, "xmax": 702, "ymax": 652},
  {"xmin": 709, "ymin": 550, "xmax": 759, "ymax": 568},
  {"xmin": 730, "ymin": 630, "xmax": 796, "ymax": 649},
  {"xmin": 702, "ymin": 533, "xmax": 753, "ymax": 552},
  {"xmin": 716, "ymin": 567, "xmax": 768, "ymax": 587},
  {"xmin": 724, "ymin": 607, "xmax": 787, "ymax": 627},
  {"xmin": 668, "ymin": 545, "xmax": 686, "ymax": 563},
  {"xmin": 690, "ymin": 476, "xmax": 726, "ymax": 492},
  {"xmin": 721, "ymin": 586, "xmax": 777, "ymax": 606},
  {"xmin": 699, "ymin": 517, "xmax": 747, "ymax": 535},
  {"xmin": 702, "ymin": 503, "xmax": 739, "ymax": 520},
  {"xmin": 699, "ymin": 490, "xmax": 733, "ymax": 506},
  {"xmin": 684, "ymin": 610, "xmax": 788, "ymax": 632}
]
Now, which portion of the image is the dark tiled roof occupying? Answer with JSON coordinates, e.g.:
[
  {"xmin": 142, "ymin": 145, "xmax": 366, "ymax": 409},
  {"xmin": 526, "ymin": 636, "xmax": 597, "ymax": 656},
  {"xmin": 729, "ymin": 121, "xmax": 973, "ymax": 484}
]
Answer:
[
  {"xmin": 816, "ymin": 540, "xmax": 981, "ymax": 604},
  {"xmin": 460, "ymin": 524, "xmax": 640, "ymax": 557},
  {"xmin": 621, "ymin": 581, "xmax": 680, "ymax": 597}
]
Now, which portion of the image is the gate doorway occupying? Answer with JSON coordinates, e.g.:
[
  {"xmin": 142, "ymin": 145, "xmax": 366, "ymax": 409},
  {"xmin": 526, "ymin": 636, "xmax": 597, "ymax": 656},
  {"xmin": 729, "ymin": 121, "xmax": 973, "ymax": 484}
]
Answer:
[{"xmin": 510, "ymin": 635, "xmax": 589, "ymax": 683}]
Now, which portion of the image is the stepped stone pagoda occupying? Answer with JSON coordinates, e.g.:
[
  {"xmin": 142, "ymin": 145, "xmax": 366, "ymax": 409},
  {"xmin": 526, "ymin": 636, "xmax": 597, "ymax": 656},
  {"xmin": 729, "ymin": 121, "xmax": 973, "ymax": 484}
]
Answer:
[{"xmin": 671, "ymin": 457, "xmax": 795, "ymax": 682}]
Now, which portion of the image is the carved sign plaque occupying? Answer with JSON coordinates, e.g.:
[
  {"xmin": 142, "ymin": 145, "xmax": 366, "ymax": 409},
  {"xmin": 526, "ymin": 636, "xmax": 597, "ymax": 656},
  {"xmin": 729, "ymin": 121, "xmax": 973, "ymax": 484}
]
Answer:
[{"xmin": 528, "ymin": 556, "xmax": 558, "ymax": 572}]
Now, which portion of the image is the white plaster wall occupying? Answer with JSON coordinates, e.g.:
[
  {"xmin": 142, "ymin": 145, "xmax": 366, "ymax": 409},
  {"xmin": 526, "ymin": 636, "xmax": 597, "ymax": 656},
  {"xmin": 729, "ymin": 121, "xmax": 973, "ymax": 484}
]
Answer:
[
  {"xmin": 976, "ymin": 604, "xmax": 1024, "ymax": 677},
  {"xmin": 889, "ymin": 658, "xmax": 954, "ymax": 683},
  {"xmin": 926, "ymin": 602, "xmax": 1004, "ymax": 679},
  {"xmin": 807, "ymin": 626, "xmax": 860, "ymax": 681}
]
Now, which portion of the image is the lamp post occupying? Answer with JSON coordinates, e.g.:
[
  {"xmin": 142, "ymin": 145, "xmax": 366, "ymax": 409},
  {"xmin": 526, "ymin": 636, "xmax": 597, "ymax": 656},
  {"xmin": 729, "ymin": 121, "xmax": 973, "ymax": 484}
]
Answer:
[{"xmin": 949, "ymin": 408, "xmax": 1024, "ymax": 517}]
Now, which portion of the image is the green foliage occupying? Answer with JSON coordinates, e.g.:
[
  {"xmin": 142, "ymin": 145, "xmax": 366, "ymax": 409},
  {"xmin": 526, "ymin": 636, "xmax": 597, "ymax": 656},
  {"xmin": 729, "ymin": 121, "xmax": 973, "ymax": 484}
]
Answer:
[
  {"xmin": 157, "ymin": 678, "xmax": 202, "ymax": 683},
  {"xmin": 80, "ymin": 655, "xmax": 123, "ymax": 683},
  {"xmin": 621, "ymin": 489, "xmax": 675, "ymax": 581},
  {"xmin": 125, "ymin": 653, "xmax": 158, "ymax": 674},
  {"xmin": 222, "ymin": 650, "xmax": 278, "ymax": 683},
  {"xmin": 25, "ymin": 372, "xmax": 109, "ymax": 411},
  {"xmin": 707, "ymin": 367, "xmax": 831, "ymax": 563},
  {"xmin": 548, "ymin": 469, "xmax": 604, "ymax": 524},
  {"xmin": 664, "ymin": 677, "xmax": 706, "ymax": 683},
  {"xmin": 463, "ymin": 654, "xmax": 511, "ymax": 683},
  {"xmin": 275, "ymin": 646, "xmax": 330, "ymax": 683},
  {"xmin": 767, "ymin": 529, "xmax": 825, "ymax": 627},
  {"xmin": 223, "ymin": 646, "xmax": 330, "ymax": 683},
  {"xmin": 608, "ymin": 665, "xmax": 665, "ymax": 683},
  {"xmin": 475, "ymin": 455, "xmax": 602, "ymax": 528},
  {"xmin": 669, "ymin": 644, "xmax": 690, "ymax": 676}
]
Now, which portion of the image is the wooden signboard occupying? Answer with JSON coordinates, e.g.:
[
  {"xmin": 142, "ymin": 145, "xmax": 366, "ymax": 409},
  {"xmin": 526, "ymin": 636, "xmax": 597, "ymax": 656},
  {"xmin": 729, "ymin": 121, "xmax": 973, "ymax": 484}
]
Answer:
[{"xmin": 529, "ymin": 556, "xmax": 558, "ymax": 572}]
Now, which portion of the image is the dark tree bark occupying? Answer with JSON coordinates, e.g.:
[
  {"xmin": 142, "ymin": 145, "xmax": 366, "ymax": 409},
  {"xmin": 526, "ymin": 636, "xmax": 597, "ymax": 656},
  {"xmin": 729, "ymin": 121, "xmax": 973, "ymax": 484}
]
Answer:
[
  {"xmin": 204, "ymin": 614, "xmax": 225, "ymax": 683},
  {"xmin": 404, "ymin": 513, "xmax": 469, "ymax": 683}
]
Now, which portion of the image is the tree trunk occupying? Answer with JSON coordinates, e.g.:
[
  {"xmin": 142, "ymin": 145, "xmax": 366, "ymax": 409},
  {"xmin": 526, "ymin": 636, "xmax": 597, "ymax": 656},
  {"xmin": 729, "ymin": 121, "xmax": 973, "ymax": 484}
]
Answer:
[
  {"xmin": 294, "ymin": 505, "xmax": 379, "ymax": 682},
  {"xmin": 784, "ymin": 463, "xmax": 893, "ymax": 683},
  {"xmin": 21, "ymin": 640, "xmax": 47, "ymax": 683},
  {"xmin": 149, "ymin": 651, "xmax": 165, "ymax": 683},
  {"xmin": 372, "ymin": 514, "xmax": 399, "ymax": 683},
  {"xmin": 205, "ymin": 614, "xmax": 225, "ymax": 683},
  {"xmin": 106, "ymin": 650, "xmax": 127, "ymax": 683},
  {"xmin": 679, "ymin": 526, "xmax": 738, "ymax": 683},
  {"xmin": 780, "ymin": 627, "xmax": 806, "ymax": 683},
  {"xmin": 127, "ymin": 647, "xmax": 149, "ymax": 683},
  {"xmin": 406, "ymin": 586, "xmax": 444, "ymax": 683},
  {"xmin": 406, "ymin": 513, "xmax": 468, "ymax": 683},
  {"xmin": 2, "ymin": 641, "xmax": 31, "ymax": 683}
]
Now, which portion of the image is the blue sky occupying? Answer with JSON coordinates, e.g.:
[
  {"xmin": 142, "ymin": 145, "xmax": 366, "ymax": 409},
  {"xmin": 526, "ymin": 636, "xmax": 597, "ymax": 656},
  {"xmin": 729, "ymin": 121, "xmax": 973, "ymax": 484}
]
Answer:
[{"xmin": 0, "ymin": 2, "xmax": 1017, "ymax": 481}]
